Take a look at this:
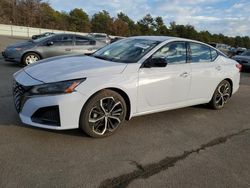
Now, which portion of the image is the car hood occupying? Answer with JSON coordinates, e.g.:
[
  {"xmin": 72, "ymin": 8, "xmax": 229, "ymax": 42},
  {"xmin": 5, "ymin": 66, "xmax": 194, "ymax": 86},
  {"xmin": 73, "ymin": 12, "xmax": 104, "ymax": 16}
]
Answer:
[{"xmin": 24, "ymin": 55, "xmax": 127, "ymax": 83}]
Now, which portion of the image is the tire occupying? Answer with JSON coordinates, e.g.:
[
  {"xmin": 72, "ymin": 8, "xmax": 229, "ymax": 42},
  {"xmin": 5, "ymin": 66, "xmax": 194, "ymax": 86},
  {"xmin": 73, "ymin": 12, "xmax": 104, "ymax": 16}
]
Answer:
[
  {"xmin": 22, "ymin": 52, "xmax": 40, "ymax": 66},
  {"xmin": 80, "ymin": 89, "xmax": 127, "ymax": 138},
  {"xmin": 209, "ymin": 80, "xmax": 232, "ymax": 110}
]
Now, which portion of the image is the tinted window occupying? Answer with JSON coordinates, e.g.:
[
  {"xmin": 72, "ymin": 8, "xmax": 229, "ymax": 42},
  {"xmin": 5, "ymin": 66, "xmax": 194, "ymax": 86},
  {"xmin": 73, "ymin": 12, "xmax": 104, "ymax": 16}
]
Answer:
[
  {"xmin": 152, "ymin": 42, "xmax": 187, "ymax": 64},
  {"xmin": 51, "ymin": 35, "xmax": 73, "ymax": 46},
  {"xmin": 75, "ymin": 36, "xmax": 92, "ymax": 45},
  {"xmin": 211, "ymin": 48, "xmax": 218, "ymax": 61},
  {"xmin": 61, "ymin": 35, "xmax": 74, "ymax": 45},
  {"xmin": 190, "ymin": 43, "xmax": 211, "ymax": 63}
]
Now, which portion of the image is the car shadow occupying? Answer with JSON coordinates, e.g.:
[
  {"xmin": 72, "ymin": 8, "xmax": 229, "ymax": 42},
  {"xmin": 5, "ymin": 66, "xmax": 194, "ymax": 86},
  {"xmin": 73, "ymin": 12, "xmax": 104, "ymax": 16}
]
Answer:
[
  {"xmin": 22, "ymin": 124, "xmax": 89, "ymax": 138},
  {"xmin": 0, "ymin": 59, "xmax": 23, "ymax": 68}
]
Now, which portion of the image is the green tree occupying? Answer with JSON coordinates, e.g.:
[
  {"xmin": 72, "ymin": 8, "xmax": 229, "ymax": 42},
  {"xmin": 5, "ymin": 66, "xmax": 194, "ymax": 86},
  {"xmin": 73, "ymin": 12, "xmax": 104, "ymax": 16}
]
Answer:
[
  {"xmin": 91, "ymin": 10, "xmax": 113, "ymax": 34},
  {"xmin": 117, "ymin": 12, "xmax": 136, "ymax": 35},
  {"xmin": 69, "ymin": 8, "xmax": 90, "ymax": 32},
  {"xmin": 198, "ymin": 31, "xmax": 211, "ymax": 43},
  {"xmin": 112, "ymin": 18, "xmax": 129, "ymax": 36},
  {"xmin": 137, "ymin": 14, "xmax": 155, "ymax": 35},
  {"xmin": 154, "ymin": 16, "xmax": 168, "ymax": 35}
]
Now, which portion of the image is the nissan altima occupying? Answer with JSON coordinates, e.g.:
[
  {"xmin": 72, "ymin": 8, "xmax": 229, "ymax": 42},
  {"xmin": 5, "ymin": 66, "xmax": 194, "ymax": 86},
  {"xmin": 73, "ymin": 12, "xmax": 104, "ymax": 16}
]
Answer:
[{"xmin": 13, "ymin": 36, "xmax": 241, "ymax": 138}]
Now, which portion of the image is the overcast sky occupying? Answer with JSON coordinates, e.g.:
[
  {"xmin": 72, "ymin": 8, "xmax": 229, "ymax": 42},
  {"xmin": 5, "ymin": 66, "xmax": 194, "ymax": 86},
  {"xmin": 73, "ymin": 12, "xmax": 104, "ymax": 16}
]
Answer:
[{"xmin": 50, "ymin": 0, "xmax": 250, "ymax": 37}]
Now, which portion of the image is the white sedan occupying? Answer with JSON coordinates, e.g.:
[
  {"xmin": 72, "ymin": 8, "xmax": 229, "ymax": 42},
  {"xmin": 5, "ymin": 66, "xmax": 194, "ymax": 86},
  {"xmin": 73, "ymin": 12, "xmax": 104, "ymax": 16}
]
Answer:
[{"xmin": 13, "ymin": 36, "xmax": 241, "ymax": 138}]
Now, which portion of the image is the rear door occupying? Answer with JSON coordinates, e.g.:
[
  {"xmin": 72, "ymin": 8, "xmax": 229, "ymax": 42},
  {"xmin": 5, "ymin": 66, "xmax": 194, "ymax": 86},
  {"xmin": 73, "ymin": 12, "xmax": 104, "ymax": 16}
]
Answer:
[
  {"xmin": 41, "ymin": 35, "xmax": 75, "ymax": 58},
  {"xmin": 188, "ymin": 42, "xmax": 222, "ymax": 101},
  {"xmin": 71, "ymin": 36, "xmax": 97, "ymax": 55}
]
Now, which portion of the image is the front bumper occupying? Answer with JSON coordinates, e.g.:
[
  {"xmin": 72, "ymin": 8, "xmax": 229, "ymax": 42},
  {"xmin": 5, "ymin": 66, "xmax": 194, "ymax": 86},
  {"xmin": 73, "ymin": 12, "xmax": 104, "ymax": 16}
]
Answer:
[
  {"xmin": 2, "ymin": 49, "xmax": 22, "ymax": 62},
  {"xmin": 13, "ymin": 70, "xmax": 88, "ymax": 130},
  {"xmin": 18, "ymin": 92, "xmax": 87, "ymax": 130}
]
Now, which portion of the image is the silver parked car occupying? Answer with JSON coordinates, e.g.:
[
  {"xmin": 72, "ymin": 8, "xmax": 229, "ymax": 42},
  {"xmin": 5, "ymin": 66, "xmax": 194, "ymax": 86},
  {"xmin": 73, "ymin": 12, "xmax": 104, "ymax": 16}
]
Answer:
[
  {"xmin": 2, "ymin": 34, "xmax": 105, "ymax": 66},
  {"xmin": 87, "ymin": 33, "xmax": 111, "ymax": 44}
]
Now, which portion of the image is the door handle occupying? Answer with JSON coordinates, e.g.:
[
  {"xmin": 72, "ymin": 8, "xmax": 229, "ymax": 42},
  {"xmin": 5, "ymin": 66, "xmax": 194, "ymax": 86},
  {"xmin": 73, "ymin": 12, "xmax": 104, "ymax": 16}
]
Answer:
[
  {"xmin": 65, "ymin": 48, "xmax": 71, "ymax": 51},
  {"xmin": 180, "ymin": 72, "xmax": 189, "ymax": 78},
  {"xmin": 215, "ymin": 66, "xmax": 222, "ymax": 71}
]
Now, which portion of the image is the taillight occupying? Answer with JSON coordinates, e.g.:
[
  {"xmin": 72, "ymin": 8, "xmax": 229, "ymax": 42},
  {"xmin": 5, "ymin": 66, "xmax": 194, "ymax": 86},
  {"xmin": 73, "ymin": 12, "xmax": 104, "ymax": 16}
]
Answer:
[{"xmin": 236, "ymin": 63, "xmax": 242, "ymax": 72}]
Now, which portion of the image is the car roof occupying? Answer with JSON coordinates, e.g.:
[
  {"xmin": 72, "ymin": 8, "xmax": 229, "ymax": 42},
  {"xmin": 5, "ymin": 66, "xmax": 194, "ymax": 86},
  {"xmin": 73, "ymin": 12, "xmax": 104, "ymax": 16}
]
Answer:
[
  {"xmin": 129, "ymin": 36, "xmax": 176, "ymax": 42},
  {"xmin": 128, "ymin": 35, "xmax": 228, "ymax": 57},
  {"xmin": 129, "ymin": 35, "xmax": 204, "ymax": 43}
]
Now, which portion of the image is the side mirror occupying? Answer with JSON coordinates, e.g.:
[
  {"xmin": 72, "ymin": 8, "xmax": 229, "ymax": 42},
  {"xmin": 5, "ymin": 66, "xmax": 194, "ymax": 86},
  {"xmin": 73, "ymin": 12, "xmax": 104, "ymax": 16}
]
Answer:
[
  {"xmin": 144, "ymin": 57, "xmax": 168, "ymax": 68},
  {"xmin": 47, "ymin": 41, "xmax": 54, "ymax": 46}
]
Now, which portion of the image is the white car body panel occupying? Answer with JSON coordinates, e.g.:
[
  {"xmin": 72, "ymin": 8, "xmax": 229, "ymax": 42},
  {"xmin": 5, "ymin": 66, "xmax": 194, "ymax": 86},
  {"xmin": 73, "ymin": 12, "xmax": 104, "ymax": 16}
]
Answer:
[
  {"xmin": 13, "ymin": 36, "xmax": 241, "ymax": 130},
  {"xmin": 24, "ymin": 55, "xmax": 127, "ymax": 83},
  {"xmin": 138, "ymin": 63, "xmax": 192, "ymax": 112}
]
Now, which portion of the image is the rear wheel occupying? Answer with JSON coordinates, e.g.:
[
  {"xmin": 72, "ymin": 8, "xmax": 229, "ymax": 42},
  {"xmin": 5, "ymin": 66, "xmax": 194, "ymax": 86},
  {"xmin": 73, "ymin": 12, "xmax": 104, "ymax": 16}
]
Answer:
[
  {"xmin": 209, "ymin": 80, "xmax": 231, "ymax": 110},
  {"xmin": 80, "ymin": 90, "xmax": 127, "ymax": 138},
  {"xmin": 22, "ymin": 52, "xmax": 40, "ymax": 66}
]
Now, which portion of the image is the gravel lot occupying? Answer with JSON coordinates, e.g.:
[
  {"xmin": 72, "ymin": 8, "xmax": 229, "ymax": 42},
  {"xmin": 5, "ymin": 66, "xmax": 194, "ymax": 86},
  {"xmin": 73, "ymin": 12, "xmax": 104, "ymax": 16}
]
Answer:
[{"xmin": 0, "ymin": 36, "xmax": 250, "ymax": 188}]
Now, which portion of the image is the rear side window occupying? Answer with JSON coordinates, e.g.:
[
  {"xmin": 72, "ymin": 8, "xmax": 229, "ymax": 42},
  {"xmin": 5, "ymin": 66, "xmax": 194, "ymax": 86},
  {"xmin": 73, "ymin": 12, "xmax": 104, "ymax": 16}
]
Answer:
[
  {"xmin": 211, "ymin": 48, "xmax": 218, "ymax": 61},
  {"xmin": 75, "ymin": 36, "xmax": 93, "ymax": 45},
  {"xmin": 190, "ymin": 43, "xmax": 211, "ymax": 63},
  {"xmin": 61, "ymin": 35, "xmax": 74, "ymax": 45},
  {"xmin": 51, "ymin": 35, "xmax": 73, "ymax": 46}
]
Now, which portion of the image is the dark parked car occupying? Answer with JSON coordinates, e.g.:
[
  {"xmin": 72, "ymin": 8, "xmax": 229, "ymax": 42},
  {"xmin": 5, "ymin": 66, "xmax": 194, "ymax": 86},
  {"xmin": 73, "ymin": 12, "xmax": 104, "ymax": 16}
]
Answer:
[
  {"xmin": 232, "ymin": 50, "xmax": 250, "ymax": 71},
  {"xmin": 31, "ymin": 32, "xmax": 54, "ymax": 40},
  {"xmin": 2, "ymin": 34, "xmax": 105, "ymax": 66}
]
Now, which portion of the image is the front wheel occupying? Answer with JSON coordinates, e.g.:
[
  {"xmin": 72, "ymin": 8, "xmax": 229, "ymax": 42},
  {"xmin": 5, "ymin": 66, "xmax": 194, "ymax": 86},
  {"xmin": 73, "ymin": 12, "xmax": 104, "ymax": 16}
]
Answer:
[
  {"xmin": 22, "ymin": 52, "xmax": 40, "ymax": 66},
  {"xmin": 209, "ymin": 80, "xmax": 232, "ymax": 110},
  {"xmin": 80, "ymin": 90, "xmax": 127, "ymax": 138}
]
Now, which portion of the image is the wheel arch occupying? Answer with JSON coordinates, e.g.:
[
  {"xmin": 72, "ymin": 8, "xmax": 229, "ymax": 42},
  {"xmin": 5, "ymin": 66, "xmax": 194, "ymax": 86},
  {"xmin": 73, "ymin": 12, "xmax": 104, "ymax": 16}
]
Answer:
[
  {"xmin": 224, "ymin": 78, "xmax": 233, "ymax": 97},
  {"xmin": 82, "ymin": 87, "xmax": 132, "ymax": 121},
  {"xmin": 21, "ymin": 51, "xmax": 43, "ymax": 63},
  {"xmin": 210, "ymin": 78, "xmax": 234, "ymax": 101},
  {"xmin": 106, "ymin": 87, "xmax": 131, "ymax": 120}
]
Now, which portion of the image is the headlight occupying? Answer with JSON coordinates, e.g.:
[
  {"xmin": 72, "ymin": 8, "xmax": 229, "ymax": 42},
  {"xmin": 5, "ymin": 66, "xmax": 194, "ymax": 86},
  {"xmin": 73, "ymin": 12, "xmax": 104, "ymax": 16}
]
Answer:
[{"xmin": 29, "ymin": 78, "xmax": 86, "ymax": 95}]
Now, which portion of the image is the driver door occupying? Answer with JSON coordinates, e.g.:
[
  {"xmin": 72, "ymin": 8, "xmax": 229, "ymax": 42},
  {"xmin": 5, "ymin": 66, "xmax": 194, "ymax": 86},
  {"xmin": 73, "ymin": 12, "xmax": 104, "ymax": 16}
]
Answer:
[{"xmin": 137, "ymin": 41, "xmax": 192, "ymax": 113}]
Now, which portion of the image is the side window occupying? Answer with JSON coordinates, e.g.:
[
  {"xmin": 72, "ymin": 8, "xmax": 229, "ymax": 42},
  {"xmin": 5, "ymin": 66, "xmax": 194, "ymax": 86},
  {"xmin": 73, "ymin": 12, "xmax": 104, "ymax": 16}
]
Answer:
[
  {"xmin": 152, "ymin": 42, "xmax": 187, "ymax": 64},
  {"xmin": 211, "ymin": 48, "xmax": 218, "ymax": 61},
  {"xmin": 61, "ymin": 35, "xmax": 73, "ymax": 46},
  {"xmin": 51, "ymin": 35, "xmax": 73, "ymax": 46},
  {"xmin": 75, "ymin": 36, "xmax": 91, "ymax": 45},
  {"xmin": 190, "ymin": 43, "xmax": 212, "ymax": 63}
]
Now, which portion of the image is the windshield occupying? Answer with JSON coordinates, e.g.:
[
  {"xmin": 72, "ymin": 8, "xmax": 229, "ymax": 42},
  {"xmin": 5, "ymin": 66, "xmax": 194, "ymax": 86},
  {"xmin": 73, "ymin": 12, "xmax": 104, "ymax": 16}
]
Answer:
[
  {"xmin": 92, "ymin": 38, "xmax": 160, "ymax": 63},
  {"xmin": 32, "ymin": 35, "xmax": 54, "ymax": 43},
  {"xmin": 241, "ymin": 50, "xmax": 250, "ymax": 56}
]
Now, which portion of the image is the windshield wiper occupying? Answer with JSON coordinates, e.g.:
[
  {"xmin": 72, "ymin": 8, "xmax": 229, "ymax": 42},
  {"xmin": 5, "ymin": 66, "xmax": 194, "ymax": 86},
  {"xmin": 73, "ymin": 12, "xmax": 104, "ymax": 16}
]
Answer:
[{"xmin": 91, "ymin": 54, "xmax": 129, "ymax": 63}]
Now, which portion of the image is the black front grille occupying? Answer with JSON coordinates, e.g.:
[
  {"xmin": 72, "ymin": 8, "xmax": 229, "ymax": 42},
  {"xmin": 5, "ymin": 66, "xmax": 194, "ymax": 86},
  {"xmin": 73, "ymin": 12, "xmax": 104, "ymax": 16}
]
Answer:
[{"xmin": 13, "ymin": 81, "xmax": 30, "ymax": 113}]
